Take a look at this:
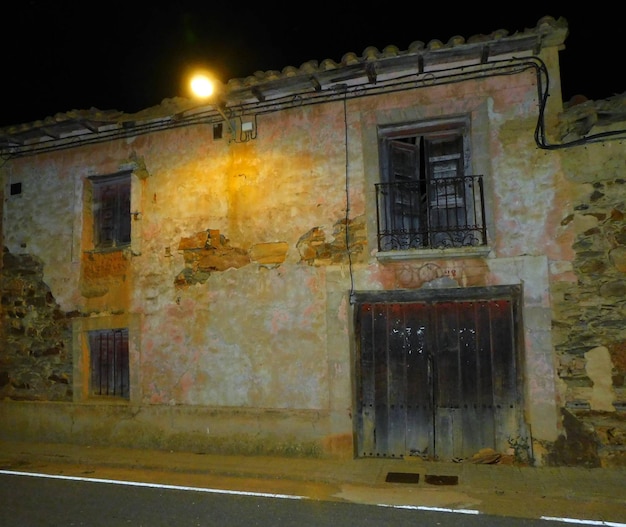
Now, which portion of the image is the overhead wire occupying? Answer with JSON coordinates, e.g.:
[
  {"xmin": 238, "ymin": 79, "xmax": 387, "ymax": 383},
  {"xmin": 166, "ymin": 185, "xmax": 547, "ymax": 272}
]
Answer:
[{"xmin": 3, "ymin": 55, "xmax": 625, "ymax": 160}]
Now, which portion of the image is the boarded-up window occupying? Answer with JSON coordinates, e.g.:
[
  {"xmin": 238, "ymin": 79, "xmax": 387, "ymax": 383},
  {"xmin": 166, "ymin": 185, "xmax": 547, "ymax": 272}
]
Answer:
[
  {"xmin": 92, "ymin": 173, "xmax": 131, "ymax": 250},
  {"xmin": 89, "ymin": 328, "xmax": 129, "ymax": 399}
]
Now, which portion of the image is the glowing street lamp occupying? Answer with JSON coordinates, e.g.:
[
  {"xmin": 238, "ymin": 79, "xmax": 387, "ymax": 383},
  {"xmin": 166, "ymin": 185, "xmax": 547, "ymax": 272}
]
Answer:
[
  {"xmin": 189, "ymin": 73, "xmax": 216, "ymax": 98},
  {"xmin": 187, "ymin": 71, "xmax": 235, "ymax": 137}
]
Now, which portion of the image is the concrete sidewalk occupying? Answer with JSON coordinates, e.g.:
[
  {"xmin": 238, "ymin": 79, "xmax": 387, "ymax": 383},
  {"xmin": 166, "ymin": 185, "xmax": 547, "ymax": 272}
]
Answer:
[{"xmin": 1, "ymin": 440, "xmax": 625, "ymax": 524}]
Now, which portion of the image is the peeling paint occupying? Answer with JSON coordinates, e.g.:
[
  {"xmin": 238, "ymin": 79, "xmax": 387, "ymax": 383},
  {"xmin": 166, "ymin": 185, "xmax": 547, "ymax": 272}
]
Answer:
[{"xmin": 585, "ymin": 347, "xmax": 616, "ymax": 412}]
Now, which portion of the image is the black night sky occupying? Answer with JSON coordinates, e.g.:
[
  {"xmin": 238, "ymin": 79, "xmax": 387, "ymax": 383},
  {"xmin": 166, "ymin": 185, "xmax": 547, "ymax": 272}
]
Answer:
[{"xmin": 2, "ymin": 2, "xmax": 622, "ymax": 128}]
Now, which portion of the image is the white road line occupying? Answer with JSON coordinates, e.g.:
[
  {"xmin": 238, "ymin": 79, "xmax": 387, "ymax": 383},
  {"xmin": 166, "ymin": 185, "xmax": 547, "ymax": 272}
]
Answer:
[
  {"xmin": 541, "ymin": 516, "xmax": 626, "ymax": 527},
  {"xmin": 0, "ymin": 469, "xmax": 305, "ymax": 500},
  {"xmin": 378, "ymin": 503, "xmax": 626, "ymax": 526},
  {"xmin": 378, "ymin": 503, "xmax": 480, "ymax": 514},
  {"xmin": 3, "ymin": 468, "xmax": 624, "ymax": 526}
]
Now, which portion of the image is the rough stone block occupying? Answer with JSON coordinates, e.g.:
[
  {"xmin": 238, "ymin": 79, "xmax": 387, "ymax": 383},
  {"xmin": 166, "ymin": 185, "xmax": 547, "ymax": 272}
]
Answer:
[
  {"xmin": 249, "ymin": 242, "xmax": 288, "ymax": 265},
  {"xmin": 178, "ymin": 232, "xmax": 209, "ymax": 250}
]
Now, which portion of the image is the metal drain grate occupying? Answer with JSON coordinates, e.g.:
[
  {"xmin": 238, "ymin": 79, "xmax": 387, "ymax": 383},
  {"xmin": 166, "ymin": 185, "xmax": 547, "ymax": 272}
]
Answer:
[
  {"xmin": 385, "ymin": 472, "xmax": 420, "ymax": 484},
  {"xmin": 425, "ymin": 474, "xmax": 459, "ymax": 485}
]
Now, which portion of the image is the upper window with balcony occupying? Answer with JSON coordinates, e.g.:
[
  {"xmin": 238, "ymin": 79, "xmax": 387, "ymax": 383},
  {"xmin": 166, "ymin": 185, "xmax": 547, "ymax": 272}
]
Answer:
[{"xmin": 375, "ymin": 119, "xmax": 487, "ymax": 252}]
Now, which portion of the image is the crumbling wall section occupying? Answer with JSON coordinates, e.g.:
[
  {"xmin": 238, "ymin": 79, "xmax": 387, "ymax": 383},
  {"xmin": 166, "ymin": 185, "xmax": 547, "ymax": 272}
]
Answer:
[{"xmin": 0, "ymin": 247, "xmax": 73, "ymax": 401}]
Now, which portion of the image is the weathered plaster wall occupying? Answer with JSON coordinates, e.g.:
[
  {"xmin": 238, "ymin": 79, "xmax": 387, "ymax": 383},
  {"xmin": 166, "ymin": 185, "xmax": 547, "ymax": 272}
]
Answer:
[
  {"xmin": 4, "ymin": 50, "xmax": 618, "ymax": 464},
  {"xmin": 142, "ymin": 264, "xmax": 330, "ymax": 408}
]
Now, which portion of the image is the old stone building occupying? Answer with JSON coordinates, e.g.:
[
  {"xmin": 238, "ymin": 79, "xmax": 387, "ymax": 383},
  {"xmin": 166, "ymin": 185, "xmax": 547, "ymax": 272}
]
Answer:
[{"xmin": 1, "ymin": 16, "xmax": 624, "ymax": 467}]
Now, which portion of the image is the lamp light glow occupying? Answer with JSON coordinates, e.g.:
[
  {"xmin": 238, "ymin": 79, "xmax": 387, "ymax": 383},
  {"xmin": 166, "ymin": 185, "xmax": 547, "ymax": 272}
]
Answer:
[
  {"xmin": 190, "ymin": 74, "xmax": 215, "ymax": 98},
  {"xmin": 185, "ymin": 69, "xmax": 243, "ymax": 141}
]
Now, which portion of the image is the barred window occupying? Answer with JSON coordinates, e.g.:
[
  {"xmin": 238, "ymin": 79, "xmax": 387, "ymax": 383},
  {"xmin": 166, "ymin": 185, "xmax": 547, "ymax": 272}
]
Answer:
[
  {"xmin": 89, "ymin": 328, "xmax": 129, "ymax": 399},
  {"xmin": 92, "ymin": 172, "xmax": 131, "ymax": 250},
  {"xmin": 376, "ymin": 119, "xmax": 486, "ymax": 251}
]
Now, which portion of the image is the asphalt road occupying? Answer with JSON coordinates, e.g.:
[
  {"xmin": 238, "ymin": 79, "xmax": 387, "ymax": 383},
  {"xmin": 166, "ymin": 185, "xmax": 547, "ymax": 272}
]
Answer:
[{"xmin": 0, "ymin": 471, "xmax": 584, "ymax": 527}]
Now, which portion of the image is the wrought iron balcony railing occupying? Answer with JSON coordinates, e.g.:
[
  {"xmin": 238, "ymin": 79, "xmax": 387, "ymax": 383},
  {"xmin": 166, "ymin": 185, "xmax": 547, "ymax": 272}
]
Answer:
[{"xmin": 375, "ymin": 175, "xmax": 487, "ymax": 252}]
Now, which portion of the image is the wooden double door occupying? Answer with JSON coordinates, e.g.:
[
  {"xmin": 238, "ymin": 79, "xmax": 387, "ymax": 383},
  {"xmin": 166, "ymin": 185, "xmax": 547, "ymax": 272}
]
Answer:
[{"xmin": 354, "ymin": 286, "xmax": 526, "ymax": 461}]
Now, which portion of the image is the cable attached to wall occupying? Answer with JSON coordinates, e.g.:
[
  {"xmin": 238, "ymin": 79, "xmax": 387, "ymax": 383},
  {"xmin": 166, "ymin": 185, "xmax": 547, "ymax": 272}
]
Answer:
[
  {"xmin": 6, "ymin": 54, "xmax": 625, "ymax": 160},
  {"xmin": 342, "ymin": 93, "xmax": 356, "ymax": 304},
  {"xmin": 530, "ymin": 57, "xmax": 626, "ymax": 149}
]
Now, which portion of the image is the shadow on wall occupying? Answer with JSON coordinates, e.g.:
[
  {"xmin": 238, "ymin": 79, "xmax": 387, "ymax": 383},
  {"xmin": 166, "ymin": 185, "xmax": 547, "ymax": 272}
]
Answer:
[{"xmin": 547, "ymin": 409, "xmax": 602, "ymax": 467}]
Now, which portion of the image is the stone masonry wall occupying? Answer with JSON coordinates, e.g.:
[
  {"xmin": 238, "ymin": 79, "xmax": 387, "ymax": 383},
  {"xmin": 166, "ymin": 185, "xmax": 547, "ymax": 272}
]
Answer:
[
  {"xmin": 550, "ymin": 133, "xmax": 626, "ymax": 466},
  {"xmin": 0, "ymin": 247, "xmax": 73, "ymax": 401}
]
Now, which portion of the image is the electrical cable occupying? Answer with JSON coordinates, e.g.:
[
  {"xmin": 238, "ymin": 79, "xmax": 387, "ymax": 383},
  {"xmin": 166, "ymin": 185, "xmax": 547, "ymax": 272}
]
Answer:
[
  {"xmin": 4, "ymin": 55, "xmax": 625, "ymax": 159},
  {"xmin": 342, "ymin": 94, "xmax": 355, "ymax": 303}
]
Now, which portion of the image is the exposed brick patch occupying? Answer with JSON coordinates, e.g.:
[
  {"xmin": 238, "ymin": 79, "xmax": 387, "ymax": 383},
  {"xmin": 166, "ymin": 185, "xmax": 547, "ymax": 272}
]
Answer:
[
  {"xmin": 175, "ymin": 230, "xmax": 251, "ymax": 286},
  {"xmin": 80, "ymin": 249, "xmax": 131, "ymax": 298},
  {"xmin": 297, "ymin": 216, "xmax": 366, "ymax": 266},
  {"xmin": 174, "ymin": 219, "xmax": 366, "ymax": 285}
]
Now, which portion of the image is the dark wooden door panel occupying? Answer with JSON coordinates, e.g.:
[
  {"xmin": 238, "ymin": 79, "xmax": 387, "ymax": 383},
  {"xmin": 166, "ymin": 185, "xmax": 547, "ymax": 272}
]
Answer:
[
  {"xmin": 357, "ymin": 303, "xmax": 376, "ymax": 456},
  {"xmin": 489, "ymin": 299, "xmax": 521, "ymax": 451},
  {"xmin": 355, "ymin": 288, "xmax": 523, "ymax": 461},
  {"xmin": 458, "ymin": 302, "xmax": 484, "ymax": 456},
  {"xmin": 373, "ymin": 302, "xmax": 390, "ymax": 456},
  {"xmin": 404, "ymin": 302, "xmax": 432, "ymax": 458},
  {"xmin": 387, "ymin": 304, "xmax": 408, "ymax": 457}
]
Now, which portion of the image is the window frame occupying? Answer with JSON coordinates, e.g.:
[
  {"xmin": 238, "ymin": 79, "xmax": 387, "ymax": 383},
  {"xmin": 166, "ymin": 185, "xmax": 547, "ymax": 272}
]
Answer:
[
  {"xmin": 90, "ymin": 172, "xmax": 131, "ymax": 251},
  {"xmin": 376, "ymin": 117, "xmax": 486, "ymax": 252},
  {"xmin": 88, "ymin": 327, "xmax": 130, "ymax": 400}
]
